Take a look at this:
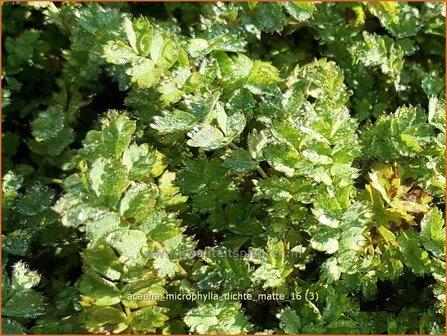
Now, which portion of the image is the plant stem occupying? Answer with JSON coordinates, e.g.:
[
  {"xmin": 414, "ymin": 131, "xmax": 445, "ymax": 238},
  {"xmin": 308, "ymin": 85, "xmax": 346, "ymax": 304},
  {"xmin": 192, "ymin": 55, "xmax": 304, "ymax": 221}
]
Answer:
[
  {"xmin": 229, "ymin": 142, "xmax": 239, "ymax": 150},
  {"xmin": 298, "ymin": 243, "xmax": 312, "ymax": 265},
  {"xmin": 256, "ymin": 166, "xmax": 268, "ymax": 179},
  {"xmin": 51, "ymin": 178, "xmax": 64, "ymax": 185},
  {"xmin": 164, "ymin": 3, "xmax": 175, "ymax": 21},
  {"xmin": 286, "ymin": 243, "xmax": 312, "ymax": 284}
]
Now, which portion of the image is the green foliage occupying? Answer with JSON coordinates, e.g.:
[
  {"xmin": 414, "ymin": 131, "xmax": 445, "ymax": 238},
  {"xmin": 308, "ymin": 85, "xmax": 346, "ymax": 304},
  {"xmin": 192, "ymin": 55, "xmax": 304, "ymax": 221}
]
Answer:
[
  {"xmin": 184, "ymin": 301, "xmax": 252, "ymax": 334},
  {"xmin": 52, "ymin": 112, "xmax": 190, "ymax": 333},
  {"xmin": 2, "ymin": 1, "xmax": 445, "ymax": 335},
  {"xmin": 2, "ymin": 262, "xmax": 45, "ymax": 333}
]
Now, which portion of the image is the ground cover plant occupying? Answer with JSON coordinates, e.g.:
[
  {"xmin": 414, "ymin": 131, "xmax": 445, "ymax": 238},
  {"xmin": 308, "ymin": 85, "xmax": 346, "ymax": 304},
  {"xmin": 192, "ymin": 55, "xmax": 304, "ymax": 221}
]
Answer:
[{"xmin": 1, "ymin": 1, "xmax": 446, "ymax": 334}]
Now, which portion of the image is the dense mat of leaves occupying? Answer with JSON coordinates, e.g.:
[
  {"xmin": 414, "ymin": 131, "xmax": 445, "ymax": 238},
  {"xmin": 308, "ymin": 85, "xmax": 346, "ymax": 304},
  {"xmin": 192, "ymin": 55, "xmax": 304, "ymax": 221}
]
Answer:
[{"xmin": 2, "ymin": 2, "xmax": 446, "ymax": 334}]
